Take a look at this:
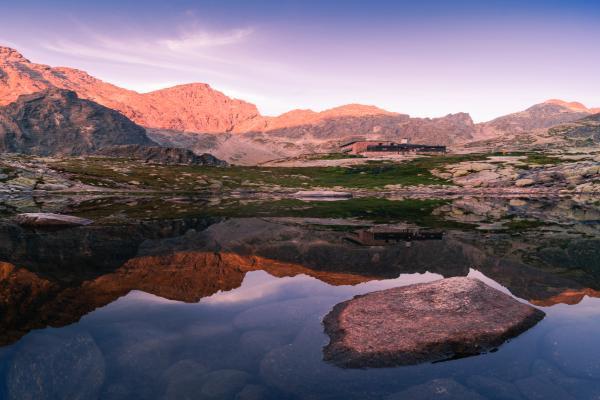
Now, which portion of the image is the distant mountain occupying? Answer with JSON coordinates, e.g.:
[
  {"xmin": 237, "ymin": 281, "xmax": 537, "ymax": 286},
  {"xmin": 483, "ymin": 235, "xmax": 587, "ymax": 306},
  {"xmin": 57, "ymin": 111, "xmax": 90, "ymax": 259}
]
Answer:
[
  {"xmin": 149, "ymin": 111, "xmax": 476, "ymax": 165},
  {"xmin": 233, "ymin": 104, "xmax": 400, "ymax": 132},
  {"xmin": 235, "ymin": 104, "xmax": 476, "ymax": 143},
  {"xmin": 0, "ymin": 46, "xmax": 259, "ymax": 133},
  {"xmin": 240, "ymin": 106, "xmax": 475, "ymax": 144},
  {"xmin": 476, "ymin": 100, "xmax": 597, "ymax": 139},
  {"xmin": 0, "ymin": 89, "xmax": 153, "ymax": 156}
]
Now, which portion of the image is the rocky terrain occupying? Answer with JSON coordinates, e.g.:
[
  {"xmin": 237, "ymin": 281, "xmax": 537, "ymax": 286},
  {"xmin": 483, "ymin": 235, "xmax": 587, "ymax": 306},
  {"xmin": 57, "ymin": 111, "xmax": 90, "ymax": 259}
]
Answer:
[
  {"xmin": 97, "ymin": 145, "xmax": 227, "ymax": 166},
  {"xmin": 431, "ymin": 153, "xmax": 600, "ymax": 193},
  {"xmin": 0, "ymin": 149, "xmax": 598, "ymax": 196},
  {"xmin": 0, "ymin": 89, "xmax": 153, "ymax": 156},
  {"xmin": 548, "ymin": 113, "xmax": 600, "ymax": 146}
]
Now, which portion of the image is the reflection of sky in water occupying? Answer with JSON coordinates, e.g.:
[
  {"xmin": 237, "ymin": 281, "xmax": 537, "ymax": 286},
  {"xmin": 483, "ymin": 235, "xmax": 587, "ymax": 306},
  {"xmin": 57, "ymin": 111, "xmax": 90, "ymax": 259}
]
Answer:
[{"xmin": 3, "ymin": 269, "xmax": 600, "ymax": 399}]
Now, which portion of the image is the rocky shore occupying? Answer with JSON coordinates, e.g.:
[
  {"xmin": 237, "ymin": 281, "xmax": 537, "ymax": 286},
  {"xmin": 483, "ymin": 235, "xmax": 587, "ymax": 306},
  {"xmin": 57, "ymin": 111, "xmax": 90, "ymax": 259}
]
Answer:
[{"xmin": 1, "ymin": 152, "xmax": 598, "ymax": 197}]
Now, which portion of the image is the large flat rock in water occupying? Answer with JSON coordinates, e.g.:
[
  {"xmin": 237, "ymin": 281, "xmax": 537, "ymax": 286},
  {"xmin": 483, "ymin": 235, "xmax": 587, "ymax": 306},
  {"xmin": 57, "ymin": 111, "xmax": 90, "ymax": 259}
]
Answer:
[{"xmin": 323, "ymin": 277, "xmax": 545, "ymax": 368}]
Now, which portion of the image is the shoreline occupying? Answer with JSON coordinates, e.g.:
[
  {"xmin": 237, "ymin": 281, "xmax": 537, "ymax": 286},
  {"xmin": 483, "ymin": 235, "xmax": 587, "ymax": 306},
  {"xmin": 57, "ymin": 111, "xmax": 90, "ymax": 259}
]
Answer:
[{"xmin": 1, "ymin": 185, "xmax": 599, "ymax": 199}]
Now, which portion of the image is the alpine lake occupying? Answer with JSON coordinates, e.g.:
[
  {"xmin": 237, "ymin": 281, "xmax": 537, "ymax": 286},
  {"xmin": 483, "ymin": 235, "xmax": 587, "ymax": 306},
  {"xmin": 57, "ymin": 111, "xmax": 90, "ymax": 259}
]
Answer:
[{"xmin": 0, "ymin": 192, "xmax": 599, "ymax": 400}]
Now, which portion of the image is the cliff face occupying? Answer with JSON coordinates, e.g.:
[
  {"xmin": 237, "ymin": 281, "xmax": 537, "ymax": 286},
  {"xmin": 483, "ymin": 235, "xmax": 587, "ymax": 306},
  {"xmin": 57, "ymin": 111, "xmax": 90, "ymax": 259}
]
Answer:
[{"xmin": 0, "ymin": 89, "xmax": 154, "ymax": 156}]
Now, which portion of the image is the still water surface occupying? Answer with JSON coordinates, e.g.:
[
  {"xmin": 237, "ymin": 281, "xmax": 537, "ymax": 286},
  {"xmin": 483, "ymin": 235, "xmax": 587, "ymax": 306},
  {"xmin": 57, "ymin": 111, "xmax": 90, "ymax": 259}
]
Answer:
[{"xmin": 0, "ymin": 196, "xmax": 599, "ymax": 399}]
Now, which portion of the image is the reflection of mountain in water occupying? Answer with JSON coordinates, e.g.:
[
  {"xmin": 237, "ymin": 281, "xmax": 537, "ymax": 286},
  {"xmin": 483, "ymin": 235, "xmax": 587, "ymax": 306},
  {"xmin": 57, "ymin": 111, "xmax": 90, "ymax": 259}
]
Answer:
[
  {"xmin": 1, "ymin": 201, "xmax": 599, "ymax": 346},
  {"xmin": 346, "ymin": 228, "xmax": 444, "ymax": 246}
]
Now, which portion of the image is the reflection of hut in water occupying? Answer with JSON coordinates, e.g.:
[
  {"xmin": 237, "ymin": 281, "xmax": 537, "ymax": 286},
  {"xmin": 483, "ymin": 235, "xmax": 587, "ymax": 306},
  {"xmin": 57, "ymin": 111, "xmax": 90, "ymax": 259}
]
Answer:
[{"xmin": 346, "ymin": 229, "xmax": 444, "ymax": 246}]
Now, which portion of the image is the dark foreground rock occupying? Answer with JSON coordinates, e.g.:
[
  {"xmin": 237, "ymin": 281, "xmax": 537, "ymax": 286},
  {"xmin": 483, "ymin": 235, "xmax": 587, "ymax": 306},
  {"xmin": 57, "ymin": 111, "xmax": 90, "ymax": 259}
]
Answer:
[
  {"xmin": 323, "ymin": 277, "xmax": 545, "ymax": 368},
  {"xmin": 98, "ymin": 144, "xmax": 228, "ymax": 166},
  {"xmin": 14, "ymin": 213, "xmax": 93, "ymax": 227}
]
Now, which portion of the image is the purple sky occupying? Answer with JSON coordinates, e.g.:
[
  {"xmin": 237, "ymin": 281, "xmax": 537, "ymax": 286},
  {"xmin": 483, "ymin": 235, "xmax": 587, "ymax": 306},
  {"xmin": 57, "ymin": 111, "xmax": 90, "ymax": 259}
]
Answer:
[{"xmin": 1, "ymin": 0, "xmax": 599, "ymax": 121}]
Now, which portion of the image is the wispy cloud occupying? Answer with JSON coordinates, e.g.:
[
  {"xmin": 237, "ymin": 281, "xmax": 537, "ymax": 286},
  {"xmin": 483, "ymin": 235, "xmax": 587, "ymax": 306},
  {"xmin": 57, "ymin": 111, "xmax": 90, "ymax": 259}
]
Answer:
[
  {"xmin": 43, "ymin": 38, "xmax": 238, "ymax": 79},
  {"xmin": 39, "ymin": 25, "xmax": 257, "ymax": 83},
  {"xmin": 34, "ymin": 22, "xmax": 295, "ymax": 108},
  {"xmin": 160, "ymin": 28, "xmax": 253, "ymax": 51}
]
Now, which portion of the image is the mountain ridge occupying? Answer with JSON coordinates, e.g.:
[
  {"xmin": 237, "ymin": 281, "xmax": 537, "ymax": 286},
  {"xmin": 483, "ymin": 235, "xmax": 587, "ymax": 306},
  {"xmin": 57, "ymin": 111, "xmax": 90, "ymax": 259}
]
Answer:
[
  {"xmin": 3, "ymin": 46, "xmax": 599, "ymax": 136},
  {"xmin": 2, "ymin": 45, "xmax": 600, "ymax": 164}
]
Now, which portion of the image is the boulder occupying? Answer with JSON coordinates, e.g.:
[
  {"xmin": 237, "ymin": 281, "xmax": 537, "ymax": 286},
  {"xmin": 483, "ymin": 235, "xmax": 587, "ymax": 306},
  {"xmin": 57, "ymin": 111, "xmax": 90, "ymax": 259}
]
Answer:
[
  {"xmin": 36, "ymin": 183, "xmax": 70, "ymax": 191},
  {"xmin": 515, "ymin": 178, "xmax": 536, "ymax": 187},
  {"xmin": 323, "ymin": 277, "xmax": 545, "ymax": 368},
  {"xmin": 453, "ymin": 169, "xmax": 470, "ymax": 177},
  {"xmin": 14, "ymin": 213, "xmax": 93, "ymax": 227}
]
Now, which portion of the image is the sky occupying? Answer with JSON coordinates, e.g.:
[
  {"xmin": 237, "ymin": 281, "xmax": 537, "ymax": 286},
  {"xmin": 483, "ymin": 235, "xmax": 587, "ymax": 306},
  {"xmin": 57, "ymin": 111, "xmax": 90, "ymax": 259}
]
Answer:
[{"xmin": 1, "ymin": 0, "xmax": 599, "ymax": 122}]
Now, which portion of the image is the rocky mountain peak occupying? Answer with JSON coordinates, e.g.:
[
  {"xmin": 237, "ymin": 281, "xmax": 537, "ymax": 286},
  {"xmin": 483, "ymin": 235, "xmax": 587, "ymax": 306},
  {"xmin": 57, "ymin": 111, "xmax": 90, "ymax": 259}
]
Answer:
[
  {"xmin": 543, "ymin": 99, "xmax": 590, "ymax": 112},
  {"xmin": 0, "ymin": 46, "xmax": 30, "ymax": 63},
  {"xmin": 321, "ymin": 104, "xmax": 398, "ymax": 117}
]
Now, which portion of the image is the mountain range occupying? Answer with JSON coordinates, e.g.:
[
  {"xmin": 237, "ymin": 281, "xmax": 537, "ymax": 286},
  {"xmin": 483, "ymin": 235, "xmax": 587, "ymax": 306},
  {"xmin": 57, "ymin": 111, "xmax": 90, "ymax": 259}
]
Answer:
[{"xmin": 1, "ymin": 46, "xmax": 599, "ymax": 163}]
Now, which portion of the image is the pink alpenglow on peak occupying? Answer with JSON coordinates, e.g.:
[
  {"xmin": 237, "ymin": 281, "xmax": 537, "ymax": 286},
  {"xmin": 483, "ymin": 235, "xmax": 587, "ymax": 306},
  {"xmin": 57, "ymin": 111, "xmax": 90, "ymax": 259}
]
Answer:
[
  {"xmin": 543, "ymin": 99, "xmax": 597, "ymax": 113},
  {"xmin": 0, "ymin": 47, "xmax": 259, "ymax": 133}
]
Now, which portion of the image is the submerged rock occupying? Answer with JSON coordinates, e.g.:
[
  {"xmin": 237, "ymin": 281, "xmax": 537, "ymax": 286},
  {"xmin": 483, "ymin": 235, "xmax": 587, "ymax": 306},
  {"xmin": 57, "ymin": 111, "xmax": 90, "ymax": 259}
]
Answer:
[
  {"xmin": 7, "ymin": 330, "xmax": 105, "ymax": 400},
  {"xmin": 323, "ymin": 277, "xmax": 545, "ymax": 368},
  {"xmin": 543, "ymin": 323, "xmax": 600, "ymax": 380},
  {"xmin": 200, "ymin": 369, "xmax": 251, "ymax": 399},
  {"xmin": 386, "ymin": 379, "xmax": 485, "ymax": 400},
  {"xmin": 14, "ymin": 213, "xmax": 93, "ymax": 227}
]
